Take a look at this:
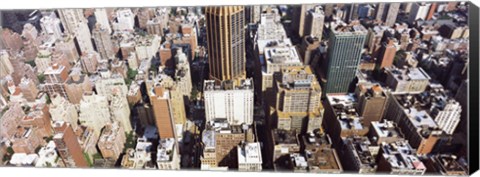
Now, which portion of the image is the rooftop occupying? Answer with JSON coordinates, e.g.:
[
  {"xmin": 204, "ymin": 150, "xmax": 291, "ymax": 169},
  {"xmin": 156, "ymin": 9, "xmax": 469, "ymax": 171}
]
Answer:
[
  {"xmin": 157, "ymin": 138, "xmax": 176, "ymax": 162},
  {"xmin": 203, "ymin": 78, "xmax": 253, "ymax": 91},
  {"xmin": 371, "ymin": 120, "xmax": 405, "ymax": 140},
  {"xmin": 386, "ymin": 66, "xmax": 431, "ymax": 82},
  {"xmin": 380, "ymin": 141, "xmax": 425, "ymax": 171},
  {"xmin": 278, "ymin": 66, "xmax": 321, "ymax": 91},
  {"xmin": 344, "ymin": 136, "xmax": 376, "ymax": 169},
  {"xmin": 238, "ymin": 142, "xmax": 262, "ymax": 164},
  {"xmin": 273, "ymin": 129, "xmax": 299, "ymax": 145}
]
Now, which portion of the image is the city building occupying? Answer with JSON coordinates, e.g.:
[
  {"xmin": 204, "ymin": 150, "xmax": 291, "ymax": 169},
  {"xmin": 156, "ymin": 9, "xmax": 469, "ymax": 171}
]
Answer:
[
  {"xmin": 376, "ymin": 141, "xmax": 426, "ymax": 175},
  {"xmin": 64, "ymin": 73, "xmax": 93, "ymax": 105},
  {"xmin": 49, "ymin": 93, "xmax": 79, "ymax": 131},
  {"xmin": 149, "ymin": 81, "xmax": 175, "ymax": 139},
  {"xmin": 204, "ymin": 79, "xmax": 254, "ymax": 125},
  {"xmin": 385, "ymin": 66, "xmax": 431, "ymax": 94},
  {"xmin": 35, "ymin": 45, "xmax": 53, "ymax": 74},
  {"xmin": 423, "ymin": 154, "xmax": 467, "ymax": 175},
  {"xmin": 237, "ymin": 142, "xmax": 262, "ymax": 172},
  {"xmin": 97, "ymin": 121, "xmax": 126, "ymax": 162},
  {"xmin": 355, "ymin": 84, "xmax": 387, "ymax": 127},
  {"xmin": 0, "ymin": 50, "xmax": 14, "ymax": 78},
  {"xmin": 55, "ymin": 34, "xmax": 79, "ymax": 63},
  {"xmin": 114, "ymin": 8, "xmax": 135, "ymax": 31},
  {"xmin": 95, "ymin": 74, "xmax": 128, "ymax": 97},
  {"xmin": 94, "ymin": 8, "xmax": 113, "ymax": 34},
  {"xmin": 377, "ymin": 38, "xmax": 397, "ymax": 68},
  {"xmin": 18, "ymin": 77, "xmax": 39, "ymax": 102},
  {"xmin": 304, "ymin": 6, "xmax": 325, "ymax": 40},
  {"xmin": 322, "ymin": 20, "xmax": 367, "ymax": 94},
  {"xmin": 78, "ymin": 93, "xmax": 112, "ymax": 137},
  {"xmin": 108, "ymin": 89, "xmax": 133, "ymax": 133},
  {"xmin": 11, "ymin": 126, "xmax": 42, "ymax": 154},
  {"xmin": 21, "ymin": 103, "xmax": 52, "ymax": 138},
  {"xmin": 92, "ymin": 24, "xmax": 117, "ymax": 59},
  {"xmin": 135, "ymin": 34, "xmax": 161, "ymax": 61},
  {"xmin": 271, "ymin": 129, "xmax": 301, "ymax": 170},
  {"xmin": 44, "ymin": 64, "xmax": 69, "ymax": 100},
  {"xmin": 35, "ymin": 141, "xmax": 59, "ymax": 167},
  {"xmin": 205, "ymin": 6, "xmax": 246, "ymax": 83},
  {"xmin": 156, "ymin": 138, "xmax": 180, "ymax": 170},
  {"xmin": 408, "ymin": 3, "xmax": 432, "ymax": 24},
  {"xmin": 292, "ymin": 4, "xmax": 315, "ymax": 37},
  {"xmin": 121, "ymin": 137, "xmax": 153, "ymax": 169},
  {"xmin": 52, "ymin": 121, "xmax": 88, "ymax": 168},
  {"xmin": 300, "ymin": 130, "xmax": 343, "ymax": 173},
  {"xmin": 368, "ymin": 120, "xmax": 405, "ymax": 146},
  {"xmin": 341, "ymin": 136, "xmax": 377, "ymax": 173}
]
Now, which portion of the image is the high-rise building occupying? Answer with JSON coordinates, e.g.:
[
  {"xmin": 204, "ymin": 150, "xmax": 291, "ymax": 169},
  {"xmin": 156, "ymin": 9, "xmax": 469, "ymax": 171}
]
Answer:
[
  {"xmin": 322, "ymin": 20, "xmax": 367, "ymax": 94},
  {"xmin": 94, "ymin": 9, "xmax": 112, "ymax": 34},
  {"xmin": 114, "ymin": 8, "xmax": 135, "ymax": 31},
  {"xmin": 292, "ymin": 4, "xmax": 315, "ymax": 37},
  {"xmin": 64, "ymin": 73, "xmax": 93, "ymax": 105},
  {"xmin": 0, "ymin": 51, "xmax": 14, "ymax": 78},
  {"xmin": 137, "ymin": 8, "xmax": 154, "ymax": 29},
  {"xmin": 57, "ymin": 9, "xmax": 85, "ymax": 35},
  {"xmin": 272, "ymin": 66, "xmax": 323, "ymax": 133},
  {"xmin": 97, "ymin": 121, "xmax": 126, "ymax": 161},
  {"xmin": 135, "ymin": 34, "xmax": 161, "ymax": 61},
  {"xmin": 79, "ymin": 93, "xmax": 112, "ymax": 137},
  {"xmin": 92, "ymin": 24, "xmax": 117, "ymax": 59},
  {"xmin": 304, "ymin": 6, "xmax": 325, "ymax": 41},
  {"xmin": 156, "ymin": 138, "xmax": 180, "ymax": 170},
  {"xmin": 76, "ymin": 22, "xmax": 95, "ymax": 53},
  {"xmin": 55, "ymin": 34, "xmax": 79, "ymax": 63},
  {"xmin": 35, "ymin": 45, "xmax": 53, "ymax": 74},
  {"xmin": 205, "ymin": 6, "xmax": 246, "ymax": 83},
  {"xmin": 40, "ymin": 12, "xmax": 63, "ymax": 40},
  {"xmin": 49, "ymin": 93, "xmax": 80, "ymax": 131},
  {"xmin": 376, "ymin": 141, "xmax": 426, "ymax": 175},
  {"xmin": 80, "ymin": 51, "xmax": 100, "ymax": 74},
  {"xmin": 149, "ymin": 84, "xmax": 175, "ymax": 139},
  {"xmin": 377, "ymin": 38, "xmax": 397, "ymax": 68},
  {"xmin": 204, "ymin": 79, "xmax": 254, "ymax": 125},
  {"xmin": 109, "ymin": 89, "xmax": 133, "ymax": 133},
  {"xmin": 384, "ymin": 3, "xmax": 400, "ymax": 27},
  {"xmin": 95, "ymin": 74, "xmax": 128, "ymax": 97},
  {"xmin": 18, "ymin": 77, "xmax": 39, "ymax": 102},
  {"xmin": 52, "ymin": 121, "xmax": 88, "ymax": 168},
  {"xmin": 385, "ymin": 66, "xmax": 431, "ymax": 94},
  {"xmin": 1, "ymin": 28, "xmax": 23, "ymax": 52},
  {"xmin": 408, "ymin": 3, "xmax": 432, "ymax": 24},
  {"xmin": 44, "ymin": 63, "xmax": 69, "ymax": 100},
  {"xmin": 356, "ymin": 84, "xmax": 387, "ymax": 128}
]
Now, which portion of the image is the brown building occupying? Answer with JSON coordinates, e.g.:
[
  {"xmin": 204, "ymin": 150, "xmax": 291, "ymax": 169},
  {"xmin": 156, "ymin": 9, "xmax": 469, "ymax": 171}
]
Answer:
[
  {"xmin": 1, "ymin": 28, "xmax": 23, "ymax": 52},
  {"xmin": 98, "ymin": 121, "xmax": 126, "ymax": 161},
  {"xmin": 149, "ymin": 86, "xmax": 175, "ymax": 139},
  {"xmin": 22, "ymin": 39, "xmax": 38, "ymax": 61},
  {"xmin": 21, "ymin": 103, "xmax": 52, "ymax": 138},
  {"xmin": 356, "ymin": 84, "xmax": 387, "ymax": 127},
  {"xmin": 270, "ymin": 129, "xmax": 301, "ymax": 170},
  {"xmin": 423, "ymin": 154, "xmax": 467, "ymax": 175},
  {"xmin": 11, "ymin": 126, "xmax": 43, "ymax": 154},
  {"xmin": 300, "ymin": 130, "xmax": 343, "ymax": 173},
  {"xmin": 52, "ymin": 121, "xmax": 88, "ymax": 168},
  {"xmin": 159, "ymin": 41, "xmax": 173, "ymax": 67},
  {"xmin": 80, "ymin": 51, "xmax": 100, "ymax": 74},
  {"xmin": 426, "ymin": 3, "xmax": 437, "ymax": 20},
  {"xmin": 65, "ymin": 73, "xmax": 93, "ymax": 104},
  {"xmin": 299, "ymin": 36, "xmax": 320, "ymax": 65},
  {"xmin": 44, "ymin": 63, "xmax": 69, "ymax": 100},
  {"xmin": 52, "ymin": 51, "xmax": 72, "ymax": 72},
  {"xmin": 376, "ymin": 141, "xmax": 426, "ymax": 175},
  {"xmin": 18, "ymin": 77, "xmax": 39, "ymax": 102},
  {"xmin": 377, "ymin": 38, "xmax": 396, "ymax": 68},
  {"xmin": 205, "ymin": 6, "xmax": 246, "ymax": 84},
  {"xmin": 0, "ymin": 104, "xmax": 25, "ymax": 139},
  {"xmin": 55, "ymin": 34, "xmax": 80, "ymax": 63}
]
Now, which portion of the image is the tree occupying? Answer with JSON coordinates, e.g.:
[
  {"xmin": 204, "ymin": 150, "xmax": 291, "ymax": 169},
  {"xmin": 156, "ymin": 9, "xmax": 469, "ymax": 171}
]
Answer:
[
  {"xmin": 6, "ymin": 147, "xmax": 14, "ymax": 155},
  {"xmin": 123, "ymin": 131, "xmax": 136, "ymax": 152},
  {"xmin": 25, "ymin": 60, "xmax": 36, "ymax": 68},
  {"xmin": 37, "ymin": 74, "xmax": 45, "ymax": 83}
]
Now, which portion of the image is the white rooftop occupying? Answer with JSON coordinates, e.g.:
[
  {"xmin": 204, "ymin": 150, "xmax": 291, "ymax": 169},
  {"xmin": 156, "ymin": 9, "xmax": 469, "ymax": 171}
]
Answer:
[{"xmin": 238, "ymin": 142, "xmax": 262, "ymax": 164}]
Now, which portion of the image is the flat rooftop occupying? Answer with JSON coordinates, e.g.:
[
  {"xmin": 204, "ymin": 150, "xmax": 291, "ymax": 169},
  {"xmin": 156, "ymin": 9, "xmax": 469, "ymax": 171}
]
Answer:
[{"xmin": 238, "ymin": 142, "xmax": 262, "ymax": 164}]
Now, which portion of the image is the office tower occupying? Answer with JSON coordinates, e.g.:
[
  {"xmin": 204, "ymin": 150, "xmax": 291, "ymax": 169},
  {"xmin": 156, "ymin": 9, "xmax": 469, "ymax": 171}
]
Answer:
[
  {"xmin": 237, "ymin": 142, "xmax": 262, "ymax": 171},
  {"xmin": 114, "ymin": 8, "xmax": 135, "ymax": 31},
  {"xmin": 203, "ymin": 79, "xmax": 254, "ymax": 125},
  {"xmin": 408, "ymin": 3, "xmax": 431, "ymax": 24},
  {"xmin": 52, "ymin": 121, "xmax": 88, "ymax": 168},
  {"xmin": 57, "ymin": 9, "xmax": 85, "ymax": 35},
  {"xmin": 292, "ymin": 4, "xmax": 315, "ymax": 37},
  {"xmin": 156, "ymin": 138, "xmax": 180, "ymax": 170},
  {"xmin": 64, "ymin": 73, "xmax": 92, "ymax": 104},
  {"xmin": 18, "ymin": 77, "xmax": 39, "ymax": 102},
  {"xmin": 79, "ymin": 93, "xmax": 112, "ymax": 137},
  {"xmin": 149, "ymin": 85, "xmax": 175, "ymax": 139},
  {"xmin": 76, "ymin": 22, "xmax": 95, "ymax": 53},
  {"xmin": 44, "ymin": 64, "xmax": 69, "ymax": 100},
  {"xmin": 273, "ymin": 66, "xmax": 323, "ymax": 133},
  {"xmin": 109, "ymin": 89, "xmax": 133, "ymax": 133},
  {"xmin": 49, "ymin": 93, "xmax": 80, "ymax": 131},
  {"xmin": 97, "ymin": 121, "xmax": 126, "ymax": 161},
  {"xmin": 376, "ymin": 141, "xmax": 426, "ymax": 175},
  {"xmin": 55, "ymin": 34, "xmax": 80, "ymax": 63},
  {"xmin": 377, "ymin": 38, "xmax": 396, "ymax": 68},
  {"xmin": 385, "ymin": 3, "xmax": 400, "ymax": 27},
  {"xmin": 0, "ymin": 51, "xmax": 14, "ymax": 78},
  {"xmin": 205, "ymin": 6, "xmax": 246, "ymax": 83},
  {"xmin": 356, "ymin": 84, "xmax": 386, "ymax": 128},
  {"xmin": 94, "ymin": 9, "xmax": 112, "ymax": 34},
  {"xmin": 323, "ymin": 20, "xmax": 367, "ymax": 94},
  {"xmin": 92, "ymin": 24, "xmax": 117, "ymax": 59},
  {"xmin": 80, "ymin": 51, "xmax": 100, "ymax": 74},
  {"xmin": 304, "ymin": 6, "xmax": 325, "ymax": 41}
]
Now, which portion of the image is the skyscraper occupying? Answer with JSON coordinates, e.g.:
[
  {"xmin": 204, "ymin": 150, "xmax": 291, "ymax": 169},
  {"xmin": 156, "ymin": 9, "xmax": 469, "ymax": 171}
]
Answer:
[
  {"xmin": 385, "ymin": 3, "xmax": 400, "ymax": 27},
  {"xmin": 149, "ymin": 85, "xmax": 175, "ymax": 139},
  {"xmin": 304, "ymin": 6, "xmax": 325, "ymax": 41},
  {"xmin": 205, "ymin": 6, "xmax": 246, "ymax": 84},
  {"xmin": 92, "ymin": 24, "xmax": 116, "ymax": 59},
  {"xmin": 53, "ymin": 121, "xmax": 88, "ymax": 168},
  {"xmin": 322, "ymin": 20, "xmax": 367, "ymax": 94}
]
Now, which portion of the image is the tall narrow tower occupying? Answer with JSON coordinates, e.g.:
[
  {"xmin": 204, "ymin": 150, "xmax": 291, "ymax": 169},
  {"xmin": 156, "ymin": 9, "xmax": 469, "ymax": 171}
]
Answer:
[{"xmin": 205, "ymin": 6, "xmax": 246, "ymax": 84}]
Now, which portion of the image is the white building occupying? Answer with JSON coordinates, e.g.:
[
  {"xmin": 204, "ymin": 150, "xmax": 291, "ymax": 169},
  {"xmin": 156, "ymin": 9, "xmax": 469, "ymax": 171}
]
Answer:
[
  {"xmin": 156, "ymin": 138, "xmax": 181, "ymax": 170},
  {"xmin": 35, "ymin": 141, "xmax": 59, "ymax": 167},
  {"xmin": 425, "ymin": 84, "xmax": 462, "ymax": 135},
  {"xmin": 304, "ymin": 6, "xmax": 325, "ymax": 40},
  {"xmin": 79, "ymin": 93, "xmax": 112, "ymax": 137},
  {"xmin": 94, "ymin": 8, "xmax": 112, "ymax": 34},
  {"xmin": 109, "ymin": 89, "xmax": 133, "ymax": 132},
  {"xmin": 75, "ymin": 22, "xmax": 95, "ymax": 53},
  {"xmin": 408, "ymin": 3, "xmax": 431, "ymax": 23},
  {"xmin": 135, "ymin": 35, "xmax": 161, "ymax": 61},
  {"xmin": 9, "ymin": 153, "xmax": 39, "ymax": 166},
  {"xmin": 40, "ymin": 13, "xmax": 63, "ymax": 40},
  {"xmin": 174, "ymin": 49, "xmax": 192, "ymax": 98},
  {"xmin": 237, "ymin": 142, "xmax": 262, "ymax": 172},
  {"xmin": 204, "ymin": 79, "xmax": 254, "ymax": 125},
  {"xmin": 126, "ymin": 52, "xmax": 139, "ymax": 70},
  {"xmin": 34, "ymin": 45, "xmax": 53, "ymax": 74},
  {"xmin": 57, "ymin": 9, "xmax": 85, "ymax": 35},
  {"xmin": 49, "ymin": 93, "xmax": 79, "ymax": 131},
  {"xmin": 95, "ymin": 74, "xmax": 128, "ymax": 97},
  {"xmin": 114, "ymin": 8, "xmax": 135, "ymax": 31},
  {"xmin": 122, "ymin": 137, "xmax": 153, "ymax": 169}
]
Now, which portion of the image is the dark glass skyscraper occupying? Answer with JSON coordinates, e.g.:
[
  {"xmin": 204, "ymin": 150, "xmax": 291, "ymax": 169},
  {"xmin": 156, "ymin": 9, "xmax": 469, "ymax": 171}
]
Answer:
[{"xmin": 323, "ymin": 21, "xmax": 367, "ymax": 94}]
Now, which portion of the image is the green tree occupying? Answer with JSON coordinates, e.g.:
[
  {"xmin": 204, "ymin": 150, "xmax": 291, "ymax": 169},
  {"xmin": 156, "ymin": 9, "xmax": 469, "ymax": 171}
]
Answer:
[
  {"xmin": 26, "ymin": 60, "xmax": 36, "ymax": 68},
  {"xmin": 123, "ymin": 131, "xmax": 136, "ymax": 152},
  {"xmin": 83, "ymin": 152, "xmax": 93, "ymax": 167},
  {"xmin": 37, "ymin": 74, "xmax": 45, "ymax": 83}
]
